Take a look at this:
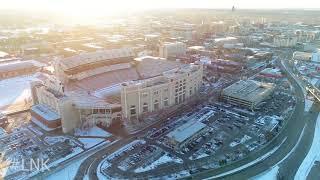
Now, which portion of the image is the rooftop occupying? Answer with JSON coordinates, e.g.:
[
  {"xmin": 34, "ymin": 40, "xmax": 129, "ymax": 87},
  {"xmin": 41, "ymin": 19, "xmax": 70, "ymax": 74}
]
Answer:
[
  {"xmin": 293, "ymin": 51, "xmax": 312, "ymax": 61},
  {"xmin": 214, "ymin": 37, "xmax": 237, "ymax": 43},
  {"xmin": 60, "ymin": 48, "xmax": 135, "ymax": 70},
  {"xmin": 223, "ymin": 80, "xmax": 274, "ymax": 102},
  {"xmin": 166, "ymin": 120, "xmax": 206, "ymax": 143},
  {"xmin": 0, "ymin": 60, "xmax": 45, "ymax": 73},
  {"xmin": 31, "ymin": 104, "xmax": 60, "ymax": 121},
  {"xmin": 66, "ymin": 91, "xmax": 120, "ymax": 109}
]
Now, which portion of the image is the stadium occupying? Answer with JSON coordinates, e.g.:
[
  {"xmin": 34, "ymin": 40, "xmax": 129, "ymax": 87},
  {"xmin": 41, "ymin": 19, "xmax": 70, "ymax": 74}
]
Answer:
[{"xmin": 31, "ymin": 48, "xmax": 203, "ymax": 133}]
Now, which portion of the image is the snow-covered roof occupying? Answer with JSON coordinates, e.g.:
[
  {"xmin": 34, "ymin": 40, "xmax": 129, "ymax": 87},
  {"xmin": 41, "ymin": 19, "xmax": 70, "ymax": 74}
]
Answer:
[
  {"xmin": 60, "ymin": 48, "xmax": 135, "ymax": 70},
  {"xmin": 0, "ymin": 60, "xmax": 45, "ymax": 73},
  {"xmin": 31, "ymin": 104, "xmax": 60, "ymax": 121},
  {"xmin": 166, "ymin": 121, "xmax": 206, "ymax": 143}
]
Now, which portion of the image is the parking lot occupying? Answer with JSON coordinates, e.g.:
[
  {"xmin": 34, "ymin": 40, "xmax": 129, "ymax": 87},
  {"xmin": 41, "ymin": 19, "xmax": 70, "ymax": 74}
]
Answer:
[
  {"xmin": 98, "ymin": 72, "xmax": 296, "ymax": 177},
  {"xmin": 0, "ymin": 116, "xmax": 85, "ymax": 178}
]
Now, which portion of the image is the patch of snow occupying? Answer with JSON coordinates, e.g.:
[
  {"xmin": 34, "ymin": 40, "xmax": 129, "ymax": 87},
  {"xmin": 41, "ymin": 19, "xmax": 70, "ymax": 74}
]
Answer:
[
  {"xmin": 310, "ymin": 78, "xmax": 318, "ymax": 86},
  {"xmin": 74, "ymin": 126, "xmax": 111, "ymax": 137},
  {"xmin": 230, "ymin": 135, "xmax": 252, "ymax": 147},
  {"xmin": 78, "ymin": 138, "xmax": 107, "ymax": 149},
  {"xmin": 46, "ymin": 155, "xmax": 86, "ymax": 180},
  {"xmin": 0, "ymin": 127, "xmax": 7, "ymax": 138},
  {"xmin": 0, "ymin": 75, "xmax": 39, "ymax": 109},
  {"xmin": 305, "ymin": 99, "xmax": 314, "ymax": 112},
  {"xmin": 134, "ymin": 153, "xmax": 183, "ymax": 173},
  {"xmin": 190, "ymin": 152, "xmax": 209, "ymax": 160}
]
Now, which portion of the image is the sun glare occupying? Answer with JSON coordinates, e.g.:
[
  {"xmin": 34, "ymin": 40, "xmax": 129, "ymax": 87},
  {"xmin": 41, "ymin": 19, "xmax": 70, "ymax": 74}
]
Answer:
[{"xmin": 0, "ymin": 0, "xmax": 161, "ymax": 17}]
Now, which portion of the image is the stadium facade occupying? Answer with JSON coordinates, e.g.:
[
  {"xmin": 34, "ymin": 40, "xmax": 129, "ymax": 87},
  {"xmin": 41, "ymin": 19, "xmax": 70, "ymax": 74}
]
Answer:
[{"xmin": 30, "ymin": 48, "xmax": 203, "ymax": 133}]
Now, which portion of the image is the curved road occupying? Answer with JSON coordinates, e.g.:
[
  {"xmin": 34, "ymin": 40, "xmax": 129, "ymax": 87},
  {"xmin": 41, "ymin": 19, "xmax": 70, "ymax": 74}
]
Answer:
[
  {"xmin": 75, "ymin": 53, "xmax": 317, "ymax": 180},
  {"xmin": 186, "ymin": 58, "xmax": 309, "ymax": 180}
]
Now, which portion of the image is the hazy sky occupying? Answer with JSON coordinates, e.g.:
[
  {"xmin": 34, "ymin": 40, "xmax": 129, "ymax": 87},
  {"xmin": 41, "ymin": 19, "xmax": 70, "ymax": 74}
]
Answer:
[{"xmin": 0, "ymin": 0, "xmax": 319, "ymax": 14}]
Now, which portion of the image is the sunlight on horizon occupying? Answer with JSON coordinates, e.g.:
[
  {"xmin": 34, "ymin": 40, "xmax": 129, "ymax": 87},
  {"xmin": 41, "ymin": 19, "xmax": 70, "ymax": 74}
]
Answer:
[
  {"xmin": 0, "ymin": 0, "xmax": 320, "ymax": 16},
  {"xmin": 0, "ymin": 0, "xmax": 320, "ymax": 24}
]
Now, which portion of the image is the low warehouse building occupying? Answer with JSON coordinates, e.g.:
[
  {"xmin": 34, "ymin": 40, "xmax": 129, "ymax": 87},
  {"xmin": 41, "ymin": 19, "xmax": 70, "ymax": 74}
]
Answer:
[{"xmin": 166, "ymin": 120, "xmax": 207, "ymax": 150}]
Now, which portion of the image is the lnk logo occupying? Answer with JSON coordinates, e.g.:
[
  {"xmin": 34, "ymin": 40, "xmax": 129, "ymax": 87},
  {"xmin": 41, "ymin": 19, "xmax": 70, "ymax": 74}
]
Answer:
[{"xmin": 1, "ymin": 158, "xmax": 50, "ymax": 177}]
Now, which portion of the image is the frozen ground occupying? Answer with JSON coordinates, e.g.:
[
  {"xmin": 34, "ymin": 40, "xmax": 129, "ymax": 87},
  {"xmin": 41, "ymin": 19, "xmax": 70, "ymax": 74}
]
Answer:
[
  {"xmin": 295, "ymin": 113, "xmax": 320, "ymax": 180},
  {"xmin": 190, "ymin": 152, "xmax": 209, "ymax": 160},
  {"xmin": 310, "ymin": 78, "xmax": 319, "ymax": 86},
  {"xmin": 78, "ymin": 138, "xmax": 107, "ymax": 149},
  {"xmin": 0, "ymin": 127, "xmax": 7, "ymax": 138},
  {"xmin": 305, "ymin": 99, "xmax": 314, "ymax": 112},
  {"xmin": 74, "ymin": 126, "xmax": 111, "ymax": 137},
  {"xmin": 230, "ymin": 135, "xmax": 252, "ymax": 147},
  {"xmin": 134, "ymin": 153, "xmax": 183, "ymax": 173},
  {"xmin": 46, "ymin": 155, "xmax": 87, "ymax": 180},
  {"xmin": 0, "ymin": 75, "xmax": 39, "ymax": 110}
]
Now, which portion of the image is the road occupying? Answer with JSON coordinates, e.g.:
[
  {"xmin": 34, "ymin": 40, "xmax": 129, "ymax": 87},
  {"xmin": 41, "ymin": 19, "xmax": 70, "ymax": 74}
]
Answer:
[
  {"xmin": 53, "ymin": 51, "xmax": 318, "ymax": 180},
  {"xmin": 184, "ymin": 57, "xmax": 309, "ymax": 180},
  {"xmin": 74, "ymin": 104, "xmax": 195, "ymax": 179},
  {"xmin": 206, "ymin": 53, "xmax": 320, "ymax": 180},
  {"xmin": 78, "ymin": 54, "xmax": 311, "ymax": 179}
]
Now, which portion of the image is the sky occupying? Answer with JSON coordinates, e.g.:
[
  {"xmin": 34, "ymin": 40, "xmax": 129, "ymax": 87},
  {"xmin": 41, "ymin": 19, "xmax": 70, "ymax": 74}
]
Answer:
[{"xmin": 0, "ymin": 0, "xmax": 319, "ymax": 16}]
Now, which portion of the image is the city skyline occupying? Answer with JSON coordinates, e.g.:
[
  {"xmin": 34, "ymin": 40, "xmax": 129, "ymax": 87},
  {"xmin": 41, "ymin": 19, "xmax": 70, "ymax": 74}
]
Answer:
[{"xmin": 0, "ymin": 0, "xmax": 320, "ymax": 17}]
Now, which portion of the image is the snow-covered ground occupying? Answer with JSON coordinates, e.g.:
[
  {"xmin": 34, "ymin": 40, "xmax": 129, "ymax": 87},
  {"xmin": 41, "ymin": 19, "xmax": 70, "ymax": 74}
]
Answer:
[
  {"xmin": 230, "ymin": 135, "xmax": 252, "ymax": 147},
  {"xmin": 48, "ymin": 140, "xmax": 118, "ymax": 180},
  {"xmin": 190, "ymin": 152, "xmax": 210, "ymax": 160},
  {"xmin": 251, "ymin": 166, "xmax": 279, "ymax": 180},
  {"xmin": 0, "ymin": 75, "xmax": 39, "ymax": 110},
  {"xmin": 310, "ymin": 78, "xmax": 319, "ymax": 86},
  {"xmin": 74, "ymin": 126, "xmax": 111, "ymax": 137},
  {"xmin": 295, "ymin": 113, "xmax": 320, "ymax": 180},
  {"xmin": 46, "ymin": 154, "xmax": 87, "ymax": 180},
  {"xmin": 78, "ymin": 138, "xmax": 107, "ymax": 149},
  {"xmin": 305, "ymin": 99, "xmax": 314, "ymax": 112},
  {"xmin": 0, "ymin": 127, "xmax": 7, "ymax": 138},
  {"xmin": 134, "ymin": 153, "xmax": 183, "ymax": 173}
]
